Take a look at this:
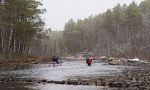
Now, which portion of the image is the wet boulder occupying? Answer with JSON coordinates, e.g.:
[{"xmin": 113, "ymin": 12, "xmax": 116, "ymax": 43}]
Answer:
[
  {"xmin": 128, "ymin": 58, "xmax": 140, "ymax": 62},
  {"xmin": 66, "ymin": 79, "xmax": 78, "ymax": 85},
  {"xmin": 41, "ymin": 79, "xmax": 47, "ymax": 82},
  {"xmin": 109, "ymin": 59, "xmax": 123, "ymax": 65}
]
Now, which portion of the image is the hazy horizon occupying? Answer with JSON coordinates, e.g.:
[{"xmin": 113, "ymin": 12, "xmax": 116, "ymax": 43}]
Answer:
[{"xmin": 40, "ymin": 0, "xmax": 143, "ymax": 31}]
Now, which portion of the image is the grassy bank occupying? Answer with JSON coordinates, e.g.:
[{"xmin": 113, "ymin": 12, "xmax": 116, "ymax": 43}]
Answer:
[{"xmin": 0, "ymin": 53, "xmax": 51, "ymax": 64}]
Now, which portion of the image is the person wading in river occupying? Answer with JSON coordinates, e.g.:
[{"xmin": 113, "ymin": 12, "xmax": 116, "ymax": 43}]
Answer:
[
  {"xmin": 86, "ymin": 58, "xmax": 93, "ymax": 66},
  {"xmin": 51, "ymin": 56, "xmax": 61, "ymax": 66}
]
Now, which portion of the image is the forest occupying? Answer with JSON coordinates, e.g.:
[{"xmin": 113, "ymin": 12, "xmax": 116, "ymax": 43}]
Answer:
[
  {"xmin": 38, "ymin": 0, "xmax": 150, "ymax": 59},
  {"xmin": 0, "ymin": 0, "xmax": 45, "ymax": 60},
  {"xmin": 0, "ymin": 0, "xmax": 150, "ymax": 60}
]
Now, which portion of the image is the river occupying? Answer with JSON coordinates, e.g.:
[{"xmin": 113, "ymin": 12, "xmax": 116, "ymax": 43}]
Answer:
[{"xmin": 0, "ymin": 60, "xmax": 128, "ymax": 90}]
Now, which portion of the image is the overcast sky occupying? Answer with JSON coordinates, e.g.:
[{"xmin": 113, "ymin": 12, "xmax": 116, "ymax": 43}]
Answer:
[{"xmin": 40, "ymin": 0, "xmax": 143, "ymax": 30}]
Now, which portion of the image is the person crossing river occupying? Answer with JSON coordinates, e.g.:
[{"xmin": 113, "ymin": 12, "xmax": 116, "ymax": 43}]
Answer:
[
  {"xmin": 86, "ymin": 57, "xmax": 93, "ymax": 66},
  {"xmin": 51, "ymin": 56, "xmax": 61, "ymax": 66}
]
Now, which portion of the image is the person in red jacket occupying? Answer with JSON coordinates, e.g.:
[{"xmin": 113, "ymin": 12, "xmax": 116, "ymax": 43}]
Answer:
[{"xmin": 86, "ymin": 58, "xmax": 92, "ymax": 66}]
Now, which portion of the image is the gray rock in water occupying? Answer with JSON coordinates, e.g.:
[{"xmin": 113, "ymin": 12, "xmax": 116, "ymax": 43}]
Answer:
[{"xmin": 109, "ymin": 59, "xmax": 123, "ymax": 65}]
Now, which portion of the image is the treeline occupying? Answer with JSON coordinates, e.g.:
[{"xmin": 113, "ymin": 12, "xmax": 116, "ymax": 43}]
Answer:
[
  {"xmin": 0, "ymin": 0, "xmax": 45, "ymax": 58},
  {"xmin": 48, "ymin": 0, "xmax": 150, "ymax": 59},
  {"xmin": 29, "ymin": 30, "xmax": 66, "ymax": 57}
]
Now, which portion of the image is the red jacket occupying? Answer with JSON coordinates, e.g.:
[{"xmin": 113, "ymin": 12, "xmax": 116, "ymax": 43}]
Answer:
[{"xmin": 86, "ymin": 59, "xmax": 92, "ymax": 64}]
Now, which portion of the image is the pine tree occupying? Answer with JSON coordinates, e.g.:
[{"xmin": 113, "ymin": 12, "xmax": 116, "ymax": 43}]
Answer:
[{"xmin": 0, "ymin": 0, "xmax": 45, "ymax": 58}]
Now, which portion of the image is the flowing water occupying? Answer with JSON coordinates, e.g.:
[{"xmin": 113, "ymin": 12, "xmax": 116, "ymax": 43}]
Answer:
[{"xmin": 0, "ymin": 60, "xmax": 128, "ymax": 90}]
